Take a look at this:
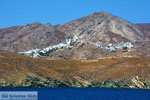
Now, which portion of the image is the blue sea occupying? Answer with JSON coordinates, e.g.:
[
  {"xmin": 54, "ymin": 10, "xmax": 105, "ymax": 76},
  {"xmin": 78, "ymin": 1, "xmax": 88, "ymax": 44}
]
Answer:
[{"xmin": 0, "ymin": 88, "xmax": 150, "ymax": 100}]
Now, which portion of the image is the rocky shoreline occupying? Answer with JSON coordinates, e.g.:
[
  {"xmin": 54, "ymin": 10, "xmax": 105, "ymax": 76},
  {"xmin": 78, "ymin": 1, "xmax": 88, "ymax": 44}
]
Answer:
[{"xmin": 0, "ymin": 76, "xmax": 149, "ymax": 89}]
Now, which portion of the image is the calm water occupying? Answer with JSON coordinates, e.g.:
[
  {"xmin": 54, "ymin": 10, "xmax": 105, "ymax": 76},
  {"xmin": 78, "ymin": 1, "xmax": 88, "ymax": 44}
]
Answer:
[{"xmin": 0, "ymin": 88, "xmax": 150, "ymax": 100}]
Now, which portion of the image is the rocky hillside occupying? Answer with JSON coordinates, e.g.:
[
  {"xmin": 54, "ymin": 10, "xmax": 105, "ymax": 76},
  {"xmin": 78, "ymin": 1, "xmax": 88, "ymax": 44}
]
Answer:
[
  {"xmin": 0, "ymin": 50, "xmax": 150, "ymax": 89},
  {"xmin": 135, "ymin": 23, "xmax": 150, "ymax": 39},
  {"xmin": 0, "ymin": 22, "xmax": 66, "ymax": 52},
  {"xmin": 56, "ymin": 12, "xmax": 146, "ymax": 43},
  {"xmin": 0, "ymin": 12, "xmax": 150, "ymax": 59}
]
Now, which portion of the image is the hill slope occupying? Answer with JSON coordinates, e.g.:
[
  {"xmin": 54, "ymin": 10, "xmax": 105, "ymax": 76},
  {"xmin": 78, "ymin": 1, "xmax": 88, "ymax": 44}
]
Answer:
[
  {"xmin": 0, "ymin": 50, "xmax": 150, "ymax": 89},
  {"xmin": 56, "ymin": 12, "xmax": 146, "ymax": 43},
  {"xmin": 0, "ymin": 22, "xmax": 66, "ymax": 52},
  {"xmin": 0, "ymin": 12, "xmax": 150, "ymax": 59}
]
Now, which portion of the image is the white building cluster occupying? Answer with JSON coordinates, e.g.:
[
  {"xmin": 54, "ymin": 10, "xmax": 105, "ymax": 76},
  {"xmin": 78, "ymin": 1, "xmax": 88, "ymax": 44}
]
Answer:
[
  {"xmin": 91, "ymin": 42, "xmax": 135, "ymax": 52},
  {"xmin": 19, "ymin": 36, "xmax": 79, "ymax": 58}
]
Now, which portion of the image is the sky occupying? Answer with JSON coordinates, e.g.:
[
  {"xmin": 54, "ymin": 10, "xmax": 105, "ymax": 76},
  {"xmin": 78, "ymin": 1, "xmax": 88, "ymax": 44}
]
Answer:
[{"xmin": 0, "ymin": 0, "xmax": 150, "ymax": 29}]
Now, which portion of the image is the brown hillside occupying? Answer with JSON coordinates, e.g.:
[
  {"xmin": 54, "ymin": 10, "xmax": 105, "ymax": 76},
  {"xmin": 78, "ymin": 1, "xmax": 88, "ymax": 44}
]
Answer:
[
  {"xmin": 0, "ymin": 12, "xmax": 150, "ymax": 60},
  {"xmin": 0, "ymin": 50, "xmax": 150, "ymax": 85}
]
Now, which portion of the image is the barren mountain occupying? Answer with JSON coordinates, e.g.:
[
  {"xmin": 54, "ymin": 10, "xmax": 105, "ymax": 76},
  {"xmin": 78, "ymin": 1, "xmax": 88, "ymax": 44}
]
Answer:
[
  {"xmin": 0, "ymin": 12, "xmax": 150, "ymax": 59},
  {"xmin": 1, "ymin": 12, "xmax": 150, "ymax": 89},
  {"xmin": 0, "ymin": 22, "xmax": 66, "ymax": 52},
  {"xmin": 135, "ymin": 23, "xmax": 150, "ymax": 39},
  {"xmin": 56, "ymin": 12, "xmax": 147, "ymax": 43}
]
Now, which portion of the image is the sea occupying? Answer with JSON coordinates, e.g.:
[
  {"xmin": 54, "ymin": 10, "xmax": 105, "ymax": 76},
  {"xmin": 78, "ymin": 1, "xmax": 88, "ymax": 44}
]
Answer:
[{"xmin": 0, "ymin": 88, "xmax": 150, "ymax": 100}]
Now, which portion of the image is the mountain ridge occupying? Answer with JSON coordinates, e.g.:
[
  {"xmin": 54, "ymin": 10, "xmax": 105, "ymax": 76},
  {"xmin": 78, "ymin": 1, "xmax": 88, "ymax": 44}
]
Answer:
[{"xmin": 0, "ymin": 12, "xmax": 150, "ymax": 59}]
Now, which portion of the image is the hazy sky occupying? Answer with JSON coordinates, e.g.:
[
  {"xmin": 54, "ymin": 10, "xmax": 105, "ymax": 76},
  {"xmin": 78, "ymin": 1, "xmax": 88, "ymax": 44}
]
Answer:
[{"xmin": 0, "ymin": 0, "xmax": 150, "ymax": 28}]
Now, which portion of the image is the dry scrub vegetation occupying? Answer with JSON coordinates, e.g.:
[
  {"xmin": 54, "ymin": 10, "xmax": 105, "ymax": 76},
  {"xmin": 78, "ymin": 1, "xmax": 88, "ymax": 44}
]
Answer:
[{"xmin": 0, "ymin": 50, "xmax": 150, "ymax": 85}]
